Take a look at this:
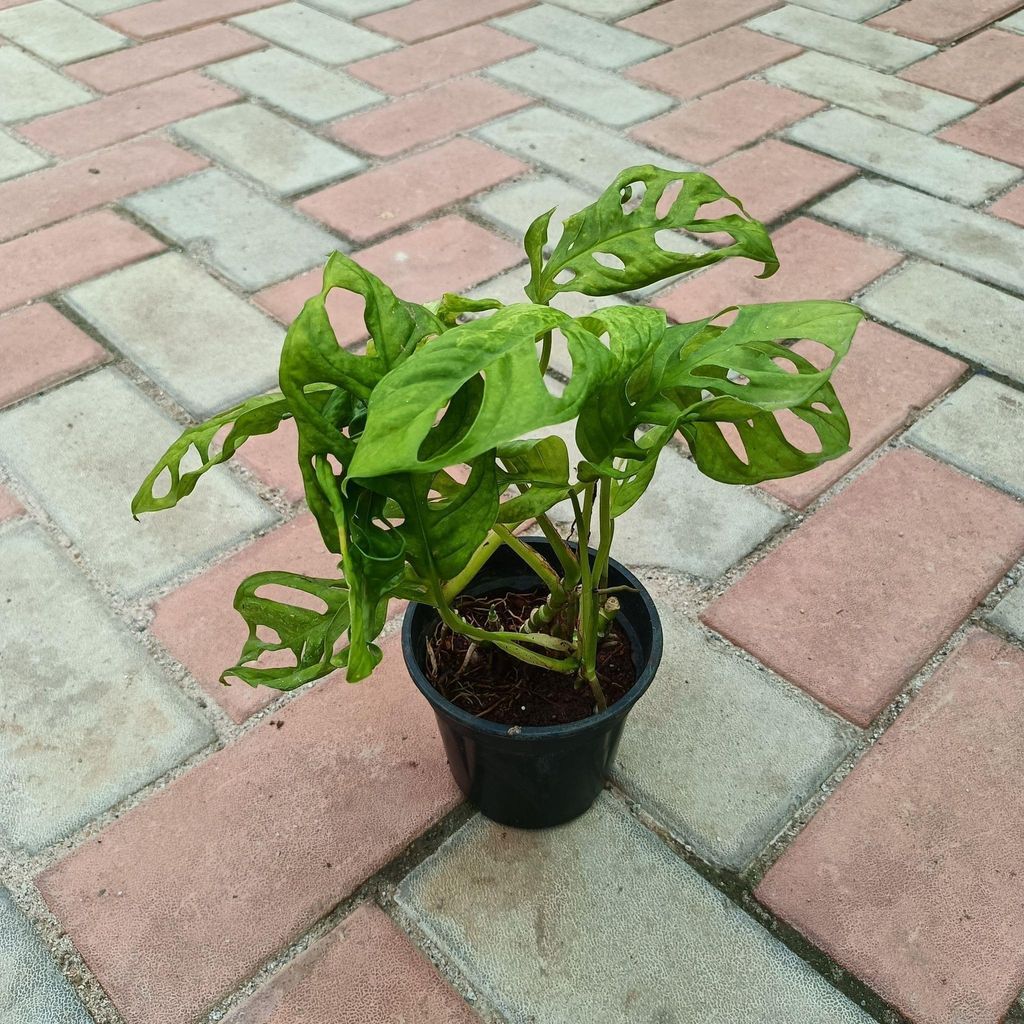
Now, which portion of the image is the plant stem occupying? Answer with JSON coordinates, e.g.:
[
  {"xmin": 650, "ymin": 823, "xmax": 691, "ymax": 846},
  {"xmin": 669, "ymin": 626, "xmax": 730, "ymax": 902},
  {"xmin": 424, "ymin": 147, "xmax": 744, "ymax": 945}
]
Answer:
[
  {"xmin": 573, "ymin": 483, "xmax": 607, "ymax": 712},
  {"xmin": 593, "ymin": 474, "xmax": 614, "ymax": 591},
  {"xmin": 493, "ymin": 524, "xmax": 565, "ymax": 597},
  {"xmin": 441, "ymin": 530, "xmax": 504, "ymax": 603},
  {"xmin": 535, "ymin": 513, "xmax": 580, "ymax": 585},
  {"xmin": 538, "ymin": 330, "xmax": 552, "ymax": 373},
  {"xmin": 428, "ymin": 572, "xmax": 578, "ymax": 672}
]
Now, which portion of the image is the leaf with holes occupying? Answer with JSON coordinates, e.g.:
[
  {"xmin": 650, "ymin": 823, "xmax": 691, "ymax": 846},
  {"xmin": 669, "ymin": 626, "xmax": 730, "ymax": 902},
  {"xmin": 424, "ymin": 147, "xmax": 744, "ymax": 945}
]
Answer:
[
  {"xmin": 221, "ymin": 570, "xmax": 351, "ymax": 690},
  {"xmin": 661, "ymin": 301, "xmax": 861, "ymax": 484},
  {"xmin": 525, "ymin": 165, "xmax": 778, "ymax": 303},
  {"xmin": 131, "ymin": 389, "xmax": 327, "ymax": 517},
  {"xmin": 496, "ymin": 435, "xmax": 571, "ymax": 523},
  {"xmin": 349, "ymin": 303, "xmax": 614, "ymax": 479}
]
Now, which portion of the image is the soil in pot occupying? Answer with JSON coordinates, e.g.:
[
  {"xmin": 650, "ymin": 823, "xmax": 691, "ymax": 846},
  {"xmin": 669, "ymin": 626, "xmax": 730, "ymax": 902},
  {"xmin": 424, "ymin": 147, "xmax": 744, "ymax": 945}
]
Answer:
[{"xmin": 424, "ymin": 587, "xmax": 636, "ymax": 728}]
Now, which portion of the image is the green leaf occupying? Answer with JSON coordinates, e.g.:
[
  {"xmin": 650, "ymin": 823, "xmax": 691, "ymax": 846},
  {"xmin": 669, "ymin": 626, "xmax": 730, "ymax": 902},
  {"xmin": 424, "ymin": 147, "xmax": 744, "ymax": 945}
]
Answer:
[
  {"xmin": 525, "ymin": 166, "xmax": 778, "ymax": 303},
  {"xmin": 664, "ymin": 301, "xmax": 861, "ymax": 484},
  {"xmin": 279, "ymin": 252, "xmax": 444, "ymax": 551},
  {"xmin": 573, "ymin": 305, "xmax": 668, "ymax": 469},
  {"xmin": 496, "ymin": 436, "xmax": 571, "ymax": 523},
  {"xmin": 221, "ymin": 570, "xmax": 351, "ymax": 691},
  {"xmin": 379, "ymin": 456, "xmax": 500, "ymax": 581},
  {"xmin": 435, "ymin": 292, "xmax": 504, "ymax": 328},
  {"xmin": 349, "ymin": 303, "xmax": 614, "ymax": 479},
  {"xmin": 316, "ymin": 462, "xmax": 405, "ymax": 681},
  {"xmin": 131, "ymin": 390, "xmax": 325, "ymax": 516}
]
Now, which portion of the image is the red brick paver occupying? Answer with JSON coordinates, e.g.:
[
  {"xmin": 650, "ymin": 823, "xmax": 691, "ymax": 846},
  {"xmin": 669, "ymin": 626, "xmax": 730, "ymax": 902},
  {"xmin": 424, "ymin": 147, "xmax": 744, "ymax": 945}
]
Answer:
[
  {"xmin": 347, "ymin": 24, "xmax": 533, "ymax": 95},
  {"xmin": 256, "ymin": 214, "xmax": 522, "ymax": 329},
  {"xmin": 632, "ymin": 81, "xmax": 823, "ymax": 164},
  {"xmin": 66, "ymin": 23, "xmax": 264, "ymax": 93},
  {"xmin": 359, "ymin": 0, "xmax": 531, "ymax": 43},
  {"xmin": 0, "ymin": 484, "xmax": 24, "ymax": 521},
  {"xmin": 297, "ymin": 138, "xmax": 528, "ymax": 242},
  {"xmin": 37, "ymin": 637, "xmax": 461, "ymax": 1024},
  {"xmin": 236, "ymin": 418, "xmax": 306, "ymax": 505},
  {"xmin": 17, "ymin": 72, "xmax": 239, "ymax": 159},
  {"xmin": 937, "ymin": 87, "xmax": 1024, "ymax": 166},
  {"xmin": 869, "ymin": 0, "xmax": 1023, "ymax": 44},
  {"xmin": 707, "ymin": 140, "xmax": 855, "ymax": 225},
  {"xmin": 654, "ymin": 217, "xmax": 901, "ymax": 323},
  {"xmin": 0, "ymin": 138, "xmax": 207, "ymax": 243},
  {"xmin": 0, "ymin": 212, "xmax": 163, "ymax": 312},
  {"xmin": 757, "ymin": 631, "xmax": 1024, "ymax": 1024},
  {"xmin": 990, "ymin": 184, "xmax": 1024, "ymax": 226},
  {"xmin": 105, "ymin": 0, "xmax": 283, "ymax": 39},
  {"xmin": 329, "ymin": 75, "xmax": 532, "ymax": 158},
  {"xmin": 703, "ymin": 450, "xmax": 1024, "ymax": 726},
  {"xmin": 625, "ymin": 26, "xmax": 801, "ymax": 99},
  {"xmin": 760, "ymin": 323, "xmax": 966, "ymax": 509},
  {"xmin": 620, "ymin": 0, "xmax": 781, "ymax": 46},
  {"xmin": 898, "ymin": 29, "xmax": 1024, "ymax": 102},
  {"xmin": 150, "ymin": 516, "xmax": 341, "ymax": 723},
  {"xmin": 223, "ymin": 903, "xmax": 479, "ymax": 1024},
  {"xmin": 0, "ymin": 304, "xmax": 109, "ymax": 410}
]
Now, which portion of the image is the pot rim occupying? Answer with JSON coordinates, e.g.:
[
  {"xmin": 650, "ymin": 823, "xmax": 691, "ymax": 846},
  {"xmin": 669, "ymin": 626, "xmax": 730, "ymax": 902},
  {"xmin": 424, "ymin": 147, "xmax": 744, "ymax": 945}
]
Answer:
[{"xmin": 401, "ymin": 542, "xmax": 663, "ymax": 741}]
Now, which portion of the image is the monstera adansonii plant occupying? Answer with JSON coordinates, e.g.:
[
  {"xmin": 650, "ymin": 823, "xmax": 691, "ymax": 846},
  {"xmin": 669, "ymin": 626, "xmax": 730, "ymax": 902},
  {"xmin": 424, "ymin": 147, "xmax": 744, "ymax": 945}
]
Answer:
[{"xmin": 133, "ymin": 165, "xmax": 859, "ymax": 717}]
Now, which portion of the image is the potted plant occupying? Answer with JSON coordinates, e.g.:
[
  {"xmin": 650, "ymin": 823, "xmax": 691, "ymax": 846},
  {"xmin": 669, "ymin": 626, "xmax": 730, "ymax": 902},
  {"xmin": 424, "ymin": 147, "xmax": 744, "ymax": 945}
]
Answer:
[{"xmin": 134, "ymin": 165, "xmax": 860, "ymax": 829}]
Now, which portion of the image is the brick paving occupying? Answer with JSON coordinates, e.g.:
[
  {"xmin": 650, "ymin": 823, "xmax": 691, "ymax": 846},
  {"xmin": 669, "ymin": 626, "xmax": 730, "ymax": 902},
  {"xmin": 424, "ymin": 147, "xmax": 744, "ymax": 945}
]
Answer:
[{"xmin": 0, "ymin": 2, "xmax": 1022, "ymax": 1023}]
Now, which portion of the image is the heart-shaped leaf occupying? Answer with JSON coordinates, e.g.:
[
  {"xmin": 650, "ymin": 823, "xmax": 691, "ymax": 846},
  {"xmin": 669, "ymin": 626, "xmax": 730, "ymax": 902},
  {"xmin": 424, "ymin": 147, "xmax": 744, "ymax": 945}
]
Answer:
[{"xmin": 496, "ymin": 436, "xmax": 571, "ymax": 523}]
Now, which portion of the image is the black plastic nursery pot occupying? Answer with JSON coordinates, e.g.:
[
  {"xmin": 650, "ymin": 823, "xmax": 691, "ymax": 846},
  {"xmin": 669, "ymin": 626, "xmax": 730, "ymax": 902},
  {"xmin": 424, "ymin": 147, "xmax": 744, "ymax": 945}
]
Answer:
[{"xmin": 402, "ymin": 537, "xmax": 663, "ymax": 830}]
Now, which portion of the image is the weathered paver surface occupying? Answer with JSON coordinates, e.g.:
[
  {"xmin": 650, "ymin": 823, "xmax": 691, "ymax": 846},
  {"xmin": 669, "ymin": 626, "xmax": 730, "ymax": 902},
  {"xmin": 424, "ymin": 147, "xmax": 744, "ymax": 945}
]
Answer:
[{"xmin": 1, "ymin": 2, "xmax": 1023, "ymax": 1023}]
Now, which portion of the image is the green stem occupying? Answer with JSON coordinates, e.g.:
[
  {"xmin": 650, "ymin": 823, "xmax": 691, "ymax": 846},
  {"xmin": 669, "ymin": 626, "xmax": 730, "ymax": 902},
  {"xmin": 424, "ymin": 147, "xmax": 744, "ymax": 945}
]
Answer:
[
  {"xmin": 493, "ymin": 524, "xmax": 565, "ymax": 597},
  {"xmin": 441, "ymin": 530, "xmax": 504, "ymax": 603},
  {"xmin": 428, "ymin": 571, "xmax": 577, "ymax": 670},
  {"xmin": 573, "ymin": 483, "xmax": 607, "ymax": 712},
  {"xmin": 538, "ymin": 330, "xmax": 552, "ymax": 373},
  {"xmin": 593, "ymin": 474, "xmax": 614, "ymax": 592},
  {"xmin": 536, "ymin": 513, "xmax": 580, "ymax": 585}
]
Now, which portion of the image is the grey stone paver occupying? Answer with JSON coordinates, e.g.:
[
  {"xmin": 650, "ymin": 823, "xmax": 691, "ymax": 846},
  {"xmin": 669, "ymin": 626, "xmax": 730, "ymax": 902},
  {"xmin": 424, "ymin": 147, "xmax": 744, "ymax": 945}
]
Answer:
[
  {"xmin": 612, "ymin": 596, "xmax": 858, "ymax": 870},
  {"xmin": 989, "ymin": 585, "xmax": 1024, "ymax": 640},
  {"xmin": 476, "ymin": 107, "xmax": 685, "ymax": 192},
  {"xmin": 305, "ymin": 0, "xmax": 407, "ymax": 13},
  {"xmin": 0, "ymin": 524, "xmax": 215, "ymax": 851},
  {"xmin": 1000, "ymin": 11, "xmax": 1024, "ymax": 32},
  {"xmin": 538, "ymin": 430, "xmax": 786, "ymax": 577},
  {"xmin": 763, "ymin": 51, "xmax": 975, "ymax": 131},
  {"xmin": 814, "ymin": 179, "xmax": 1024, "ymax": 296},
  {"xmin": 788, "ymin": 0, "xmax": 899, "ymax": 18},
  {"xmin": 907, "ymin": 376, "xmax": 1024, "ymax": 499},
  {"xmin": 785, "ymin": 108, "xmax": 1022, "ymax": 206},
  {"xmin": 173, "ymin": 104, "xmax": 364, "ymax": 196},
  {"xmin": 207, "ymin": 47, "xmax": 384, "ymax": 124},
  {"xmin": 492, "ymin": 5, "xmax": 667, "ymax": 70},
  {"xmin": 0, "ymin": 369, "xmax": 276, "ymax": 597},
  {"xmin": 397, "ymin": 796, "xmax": 875, "ymax": 1024},
  {"xmin": 471, "ymin": 173, "xmax": 595, "ymax": 243},
  {"xmin": 749, "ymin": 5, "xmax": 934, "ymax": 71},
  {"xmin": 65, "ymin": 253, "xmax": 285, "ymax": 418},
  {"xmin": 0, "ymin": 0, "xmax": 128, "ymax": 64},
  {"xmin": 0, "ymin": 48, "xmax": 91, "ymax": 124},
  {"xmin": 232, "ymin": 2, "xmax": 397, "ymax": 65},
  {"xmin": 545, "ymin": 0, "xmax": 656, "ymax": 17},
  {"xmin": 125, "ymin": 168, "xmax": 347, "ymax": 291},
  {"xmin": 861, "ymin": 263, "xmax": 1024, "ymax": 384},
  {"xmin": 487, "ymin": 50, "xmax": 673, "ymax": 128},
  {"xmin": 0, "ymin": 888, "xmax": 92, "ymax": 1022},
  {"xmin": 0, "ymin": 130, "xmax": 48, "ymax": 182}
]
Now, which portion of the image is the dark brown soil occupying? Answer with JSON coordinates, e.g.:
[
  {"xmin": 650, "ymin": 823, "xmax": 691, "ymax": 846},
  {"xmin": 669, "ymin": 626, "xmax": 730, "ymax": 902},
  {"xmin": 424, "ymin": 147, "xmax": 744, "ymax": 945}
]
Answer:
[{"xmin": 424, "ymin": 588, "xmax": 636, "ymax": 727}]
